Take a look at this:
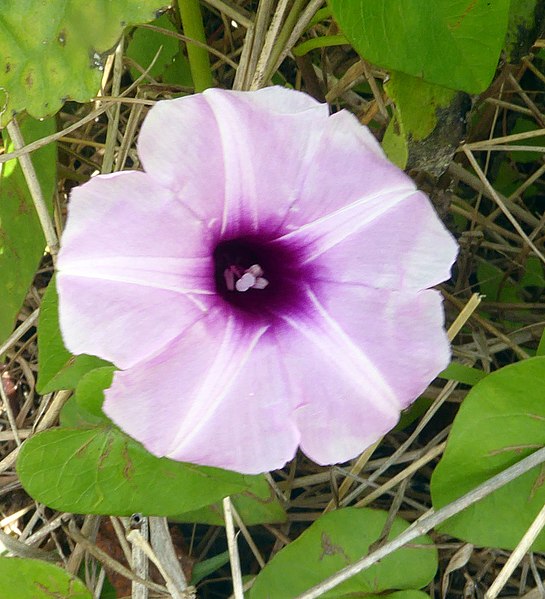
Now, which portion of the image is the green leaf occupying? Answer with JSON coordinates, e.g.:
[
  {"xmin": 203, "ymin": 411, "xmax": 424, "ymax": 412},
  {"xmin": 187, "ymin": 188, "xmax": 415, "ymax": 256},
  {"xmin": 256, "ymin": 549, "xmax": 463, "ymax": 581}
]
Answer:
[
  {"xmin": 383, "ymin": 71, "xmax": 468, "ymax": 174},
  {"xmin": 328, "ymin": 0, "xmax": 510, "ymax": 93},
  {"xmin": 385, "ymin": 72, "xmax": 456, "ymax": 142},
  {"xmin": 431, "ymin": 357, "xmax": 545, "ymax": 550},
  {"xmin": 0, "ymin": 557, "xmax": 91, "ymax": 599},
  {"xmin": 507, "ymin": 117, "xmax": 545, "ymax": 164},
  {"xmin": 520, "ymin": 256, "xmax": 545, "ymax": 290},
  {"xmin": 59, "ymin": 367, "xmax": 286, "ymax": 524},
  {"xmin": 126, "ymin": 14, "xmax": 188, "ymax": 82},
  {"xmin": 439, "ymin": 362, "xmax": 486, "ymax": 386},
  {"xmin": 477, "ymin": 261, "xmax": 520, "ymax": 303},
  {"xmin": 382, "ymin": 116, "xmax": 408, "ymax": 169},
  {"xmin": 174, "ymin": 475, "xmax": 286, "ymax": 526},
  {"xmin": 162, "ymin": 52, "xmax": 193, "ymax": 86},
  {"xmin": 126, "ymin": 14, "xmax": 193, "ymax": 87},
  {"xmin": 250, "ymin": 507, "xmax": 437, "ymax": 598},
  {"xmin": 0, "ymin": 0, "xmax": 168, "ymax": 125},
  {"xmin": 37, "ymin": 277, "xmax": 111, "ymax": 393},
  {"xmin": 60, "ymin": 367, "xmax": 116, "ymax": 428},
  {"xmin": 190, "ymin": 551, "xmax": 230, "ymax": 586},
  {"xmin": 17, "ymin": 426, "xmax": 259, "ymax": 515},
  {"xmin": 0, "ymin": 115, "xmax": 55, "ymax": 346}
]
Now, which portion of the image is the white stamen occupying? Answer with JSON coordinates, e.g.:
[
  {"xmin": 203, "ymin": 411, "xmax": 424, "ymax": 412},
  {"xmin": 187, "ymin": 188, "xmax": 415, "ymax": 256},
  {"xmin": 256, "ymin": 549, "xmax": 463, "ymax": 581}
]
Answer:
[
  {"xmin": 235, "ymin": 272, "xmax": 256, "ymax": 292},
  {"xmin": 225, "ymin": 263, "xmax": 268, "ymax": 292},
  {"xmin": 252, "ymin": 277, "xmax": 269, "ymax": 289},
  {"xmin": 247, "ymin": 264, "xmax": 264, "ymax": 277}
]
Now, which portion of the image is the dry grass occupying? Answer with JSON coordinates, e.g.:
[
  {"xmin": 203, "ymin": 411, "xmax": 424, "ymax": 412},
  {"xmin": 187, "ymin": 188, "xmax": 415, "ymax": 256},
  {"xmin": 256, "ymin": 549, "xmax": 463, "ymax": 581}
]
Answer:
[{"xmin": 1, "ymin": 1, "xmax": 545, "ymax": 597}]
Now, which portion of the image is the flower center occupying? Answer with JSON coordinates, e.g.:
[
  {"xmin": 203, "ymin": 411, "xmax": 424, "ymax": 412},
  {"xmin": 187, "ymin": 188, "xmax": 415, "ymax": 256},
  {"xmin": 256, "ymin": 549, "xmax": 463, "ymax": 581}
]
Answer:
[
  {"xmin": 224, "ymin": 264, "xmax": 269, "ymax": 292},
  {"xmin": 213, "ymin": 237, "xmax": 307, "ymax": 321}
]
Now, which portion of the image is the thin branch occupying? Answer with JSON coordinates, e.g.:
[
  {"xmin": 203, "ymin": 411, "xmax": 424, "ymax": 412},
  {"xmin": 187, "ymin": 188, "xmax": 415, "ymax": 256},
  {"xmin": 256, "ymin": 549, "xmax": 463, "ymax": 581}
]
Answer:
[
  {"xmin": 223, "ymin": 497, "xmax": 244, "ymax": 599},
  {"xmin": 5, "ymin": 119, "xmax": 59, "ymax": 257},
  {"xmin": 67, "ymin": 522, "xmax": 168, "ymax": 595},
  {"xmin": 0, "ymin": 309, "xmax": 39, "ymax": 356},
  {"xmin": 485, "ymin": 503, "xmax": 545, "ymax": 598},
  {"xmin": 149, "ymin": 517, "xmax": 191, "ymax": 595}
]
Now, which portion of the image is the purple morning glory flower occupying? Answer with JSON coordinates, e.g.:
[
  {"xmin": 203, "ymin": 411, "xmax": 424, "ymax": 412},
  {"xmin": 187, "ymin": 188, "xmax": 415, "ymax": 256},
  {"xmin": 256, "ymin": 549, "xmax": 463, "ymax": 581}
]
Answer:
[{"xmin": 57, "ymin": 87, "xmax": 458, "ymax": 474}]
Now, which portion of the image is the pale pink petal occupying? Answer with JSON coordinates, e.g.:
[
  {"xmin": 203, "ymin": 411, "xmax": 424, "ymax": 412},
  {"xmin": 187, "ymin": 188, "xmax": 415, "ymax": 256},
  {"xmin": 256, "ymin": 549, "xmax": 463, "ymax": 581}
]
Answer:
[
  {"xmin": 224, "ymin": 85, "xmax": 326, "ymax": 114},
  {"xmin": 311, "ymin": 283, "xmax": 450, "ymax": 408},
  {"xmin": 138, "ymin": 87, "xmax": 329, "ymax": 237},
  {"xmin": 278, "ymin": 190, "xmax": 458, "ymax": 290},
  {"xmin": 59, "ymin": 171, "xmax": 210, "ymax": 262},
  {"xmin": 103, "ymin": 307, "xmax": 300, "ymax": 474},
  {"xmin": 315, "ymin": 191, "xmax": 458, "ymax": 289},
  {"xmin": 57, "ymin": 171, "xmax": 213, "ymax": 369},
  {"xmin": 280, "ymin": 110, "xmax": 416, "ymax": 230},
  {"xmin": 137, "ymin": 94, "xmax": 226, "ymax": 225},
  {"xmin": 57, "ymin": 278, "xmax": 206, "ymax": 369},
  {"xmin": 274, "ymin": 285, "xmax": 449, "ymax": 465},
  {"xmin": 270, "ymin": 187, "xmax": 417, "ymax": 264}
]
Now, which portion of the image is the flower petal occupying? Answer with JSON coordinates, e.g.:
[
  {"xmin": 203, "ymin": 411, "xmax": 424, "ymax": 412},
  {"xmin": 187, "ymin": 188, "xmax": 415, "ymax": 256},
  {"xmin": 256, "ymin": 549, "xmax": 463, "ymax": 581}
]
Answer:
[
  {"xmin": 271, "ymin": 186, "xmax": 416, "ymax": 265},
  {"xmin": 275, "ymin": 285, "xmax": 449, "ymax": 465},
  {"xmin": 103, "ymin": 308, "xmax": 300, "ymax": 474},
  {"xmin": 267, "ymin": 111, "xmax": 457, "ymax": 290},
  {"xmin": 280, "ymin": 110, "xmax": 416, "ymax": 230},
  {"xmin": 138, "ymin": 87, "xmax": 329, "ymax": 237},
  {"xmin": 311, "ymin": 282, "xmax": 450, "ymax": 407},
  {"xmin": 286, "ymin": 190, "xmax": 458, "ymax": 290},
  {"xmin": 57, "ymin": 171, "xmax": 213, "ymax": 369},
  {"xmin": 137, "ymin": 94, "xmax": 226, "ymax": 225}
]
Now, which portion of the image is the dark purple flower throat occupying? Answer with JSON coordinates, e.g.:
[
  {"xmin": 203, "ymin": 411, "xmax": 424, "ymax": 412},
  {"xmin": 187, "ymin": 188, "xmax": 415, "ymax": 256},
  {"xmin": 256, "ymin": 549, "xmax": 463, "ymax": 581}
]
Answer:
[{"xmin": 213, "ymin": 235, "xmax": 311, "ymax": 324}]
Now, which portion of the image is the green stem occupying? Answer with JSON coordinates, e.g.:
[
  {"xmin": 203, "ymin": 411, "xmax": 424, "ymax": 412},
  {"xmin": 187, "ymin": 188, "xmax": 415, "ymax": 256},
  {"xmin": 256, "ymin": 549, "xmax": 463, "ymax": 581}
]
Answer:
[
  {"xmin": 292, "ymin": 34, "xmax": 348, "ymax": 57},
  {"xmin": 177, "ymin": 0, "xmax": 213, "ymax": 91},
  {"xmin": 264, "ymin": 0, "xmax": 307, "ymax": 82},
  {"xmin": 307, "ymin": 6, "xmax": 332, "ymax": 30}
]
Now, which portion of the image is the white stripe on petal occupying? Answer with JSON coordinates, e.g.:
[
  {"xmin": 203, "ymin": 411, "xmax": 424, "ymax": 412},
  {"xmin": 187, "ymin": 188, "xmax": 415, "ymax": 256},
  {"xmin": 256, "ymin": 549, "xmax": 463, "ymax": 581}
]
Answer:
[
  {"xmin": 203, "ymin": 93, "xmax": 260, "ymax": 237},
  {"xmin": 60, "ymin": 256, "xmax": 214, "ymax": 296},
  {"xmin": 273, "ymin": 188, "xmax": 415, "ymax": 264},
  {"xmin": 167, "ymin": 314, "xmax": 270, "ymax": 454},
  {"xmin": 277, "ymin": 286, "xmax": 399, "ymax": 412}
]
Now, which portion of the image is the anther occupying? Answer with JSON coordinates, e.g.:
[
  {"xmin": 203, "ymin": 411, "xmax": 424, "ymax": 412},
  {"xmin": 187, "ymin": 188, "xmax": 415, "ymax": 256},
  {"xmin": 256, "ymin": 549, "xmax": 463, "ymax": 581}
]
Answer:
[
  {"xmin": 235, "ymin": 272, "xmax": 256, "ymax": 292},
  {"xmin": 224, "ymin": 264, "xmax": 269, "ymax": 292}
]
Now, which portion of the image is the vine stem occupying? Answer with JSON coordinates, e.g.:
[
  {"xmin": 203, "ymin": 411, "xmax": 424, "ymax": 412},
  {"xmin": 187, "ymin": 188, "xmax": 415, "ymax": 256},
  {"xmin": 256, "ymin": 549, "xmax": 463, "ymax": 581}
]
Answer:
[
  {"xmin": 6, "ymin": 118, "xmax": 59, "ymax": 259},
  {"xmin": 177, "ymin": 0, "xmax": 213, "ymax": 91},
  {"xmin": 295, "ymin": 444, "xmax": 545, "ymax": 599}
]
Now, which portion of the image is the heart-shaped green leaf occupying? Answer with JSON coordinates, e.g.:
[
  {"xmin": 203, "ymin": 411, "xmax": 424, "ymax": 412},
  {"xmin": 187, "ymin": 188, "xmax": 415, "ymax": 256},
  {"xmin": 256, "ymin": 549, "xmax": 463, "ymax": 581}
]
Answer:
[
  {"xmin": 21, "ymin": 365, "xmax": 267, "ymax": 515},
  {"xmin": 126, "ymin": 13, "xmax": 192, "ymax": 86},
  {"xmin": 505, "ymin": 0, "xmax": 544, "ymax": 61},
  {"xmin": 250, "ymin": 507, "xmax": 437, "ymax": 598},
  {"xmin": 21, "ymin": 358, "xmax": 253, "ymax": 516},
  {"xmin": 174, "ymin": 476, "xmax": 286, "ymax": 526},
  {"xmin": 431, "ymin": 357, "xmax": 545, "ymax": 550},
  {"xmin": 60, "ymin": 367, "xmax": 116, "ymax": 428},
  {"xmin": 58, "ymin": 367, "xmax": 286, "ymax": 524},
  {"xmin": 0, "ymin": 557, "xmax": 91, "ymax": 599},
  {"xmin": 17, "ymin": 426, "xmax": 261, "ymax": 516},
  {"xmin": 0, "ymin": 0, "xmax": 169, "ymax": 125},
  {"xmin": 328, "ymin": 0, "xmax": 510, "ymax": 93}
]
